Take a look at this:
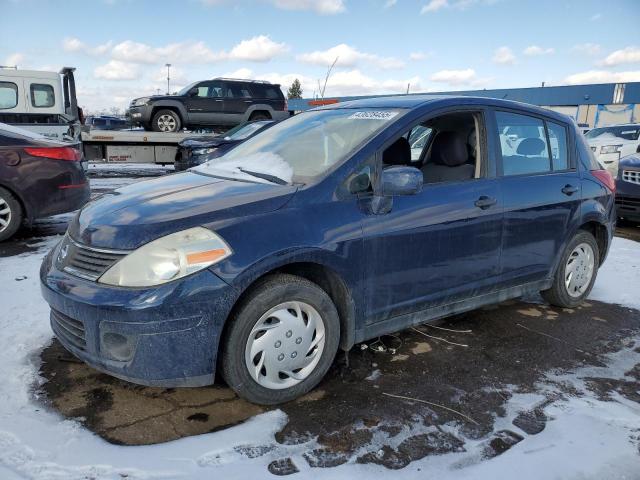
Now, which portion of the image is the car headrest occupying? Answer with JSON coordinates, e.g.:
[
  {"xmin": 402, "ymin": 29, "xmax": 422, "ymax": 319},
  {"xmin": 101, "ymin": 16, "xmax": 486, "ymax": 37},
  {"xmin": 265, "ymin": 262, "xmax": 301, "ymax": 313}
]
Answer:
[
  {"xmin": 517, "ymin": 137, "xmax": 546, "ymax": 156},
  {"xmin": 431, "ymin": 131, "xmax": 468, "ymax": 166},
  {"xmin": 383, "ymin": 137, "xmax": 411, "ymax": 166}
]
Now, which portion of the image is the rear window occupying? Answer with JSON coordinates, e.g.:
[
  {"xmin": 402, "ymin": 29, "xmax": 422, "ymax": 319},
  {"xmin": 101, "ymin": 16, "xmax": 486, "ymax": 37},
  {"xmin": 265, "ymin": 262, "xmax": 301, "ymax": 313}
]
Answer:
[
  {"xmin": 30, "ymin": 83, "xmax": 55, "ymax": 108},
  {"xmin": 0, "ymin": 81, "xmax": 18, "ymax": 109}
]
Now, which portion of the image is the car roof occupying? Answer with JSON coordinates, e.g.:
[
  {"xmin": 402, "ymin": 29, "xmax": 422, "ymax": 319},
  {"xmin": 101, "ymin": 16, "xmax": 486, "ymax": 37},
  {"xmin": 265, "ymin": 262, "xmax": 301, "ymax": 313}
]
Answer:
[{"xmin": 315, "ymin": 94, "xmax": 573, "ymax": 124}]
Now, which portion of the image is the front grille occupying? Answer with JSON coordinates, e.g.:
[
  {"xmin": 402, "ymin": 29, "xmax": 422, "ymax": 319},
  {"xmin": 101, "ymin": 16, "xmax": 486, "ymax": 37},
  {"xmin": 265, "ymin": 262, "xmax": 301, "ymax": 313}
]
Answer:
[
  {"xmin": 616, "ymin": 195, "xmax": 640, "ymax": 208},
  {"xmin": 51, "ymin": 309, "xmax": 86, "ymax": 351},
  {"xmin": 57, "ymin": 235, "xmax": 128, "ymax": 281},
  {"xmin": 622, "ymin": 170, "xmax": 640, "ymax": 185}
]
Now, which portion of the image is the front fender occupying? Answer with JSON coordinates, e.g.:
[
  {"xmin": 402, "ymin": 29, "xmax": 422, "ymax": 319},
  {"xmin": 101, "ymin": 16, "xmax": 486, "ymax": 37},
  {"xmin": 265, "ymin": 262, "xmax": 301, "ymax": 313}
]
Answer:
[{"xmin": 150, "ymin": 100, "xmax": 188, "ymax": 120}]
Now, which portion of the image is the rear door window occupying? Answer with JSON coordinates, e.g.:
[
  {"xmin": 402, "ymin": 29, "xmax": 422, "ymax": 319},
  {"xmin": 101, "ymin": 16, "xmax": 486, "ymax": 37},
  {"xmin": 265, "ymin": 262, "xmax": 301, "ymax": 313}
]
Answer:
[
  {"xmin": 0, "ymin": 81, "xmax": 18, "ymax": 109},
  {"xmin": 496, "ymin": 111, "xmax": 551, "ymax": 176},
  {"xmin": 30, "ymin": 83, "xmax": 55, "ymax": 107}
]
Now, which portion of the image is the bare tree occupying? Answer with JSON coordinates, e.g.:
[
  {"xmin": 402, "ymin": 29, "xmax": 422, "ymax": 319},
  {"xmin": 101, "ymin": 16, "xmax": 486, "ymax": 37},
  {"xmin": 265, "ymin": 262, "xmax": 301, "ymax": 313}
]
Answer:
[{"xmin": 318, "ymin": 56, "xmax": 339, "ymax": 100}]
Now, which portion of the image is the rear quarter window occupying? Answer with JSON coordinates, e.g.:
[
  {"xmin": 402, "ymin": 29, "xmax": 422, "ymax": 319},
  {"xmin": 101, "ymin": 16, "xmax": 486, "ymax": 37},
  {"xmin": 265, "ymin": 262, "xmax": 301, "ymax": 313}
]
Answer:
[{"xmin": 251, "ymin": 84, "xmax": 282, "ymax": 100}]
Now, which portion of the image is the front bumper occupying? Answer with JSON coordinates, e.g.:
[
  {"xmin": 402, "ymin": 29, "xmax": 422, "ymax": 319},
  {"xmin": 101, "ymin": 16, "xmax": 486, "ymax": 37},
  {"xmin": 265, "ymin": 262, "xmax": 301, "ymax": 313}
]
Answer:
[
  {"xmin": 128, "ymin": 105, "xmax": 153, "ymax": 125},
  {"xmin": 616, "ymin": 173, "xmax": 640, "ymax": 221},
  {"xmin": 39, "ymin": 243, "xmax": 238, "ymax": 387}
]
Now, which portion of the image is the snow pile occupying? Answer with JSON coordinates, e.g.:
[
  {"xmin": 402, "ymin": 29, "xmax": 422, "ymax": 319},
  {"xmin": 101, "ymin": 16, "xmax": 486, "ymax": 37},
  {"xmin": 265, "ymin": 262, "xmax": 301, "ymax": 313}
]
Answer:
[{"xmin": 0, "ymin": 237, "xmax": 639, "ymax": 479}]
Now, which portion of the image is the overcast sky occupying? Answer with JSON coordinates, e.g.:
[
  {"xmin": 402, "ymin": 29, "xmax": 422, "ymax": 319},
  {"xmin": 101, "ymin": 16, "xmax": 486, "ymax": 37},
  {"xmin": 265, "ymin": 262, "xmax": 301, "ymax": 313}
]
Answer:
[{"xmin": 2, "ymin": 0, "xmax": 639, "ymax": 113}]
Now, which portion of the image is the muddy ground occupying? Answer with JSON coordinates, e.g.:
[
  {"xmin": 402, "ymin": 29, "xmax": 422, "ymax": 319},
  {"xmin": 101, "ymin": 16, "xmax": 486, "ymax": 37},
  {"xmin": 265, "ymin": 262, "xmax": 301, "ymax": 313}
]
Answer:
[{"xmin": 3, "ymin": 164, "xmax": 639, "ymax": 474}]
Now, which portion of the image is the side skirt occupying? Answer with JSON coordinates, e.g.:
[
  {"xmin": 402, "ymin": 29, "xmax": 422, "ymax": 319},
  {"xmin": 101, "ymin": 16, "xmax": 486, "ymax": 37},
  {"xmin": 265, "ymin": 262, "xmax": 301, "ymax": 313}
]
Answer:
[{"xmin": 354, "ymin": 279, "xmax": 552, "ymax": 344}]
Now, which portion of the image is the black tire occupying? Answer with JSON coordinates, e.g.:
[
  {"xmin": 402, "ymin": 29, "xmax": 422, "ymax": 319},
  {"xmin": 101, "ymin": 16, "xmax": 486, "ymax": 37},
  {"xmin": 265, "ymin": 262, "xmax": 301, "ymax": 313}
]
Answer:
[
  {"xmin": 221, "ymin": 274, "xmax": 340, "ymax": 405},
  {"xmin": 249, "ymin": 111, "xmax": 270, "ymax": 121},
  {"xmin": 541, "ymin": 230, "xmax": 600, "ymax": 308},
  {"xmin": 0, "ymin": 186, "xmax": 23, "ymax": 242},
  {"xmin": 151, "ymin": 109, "xmax": 181, "ymax": 132}
]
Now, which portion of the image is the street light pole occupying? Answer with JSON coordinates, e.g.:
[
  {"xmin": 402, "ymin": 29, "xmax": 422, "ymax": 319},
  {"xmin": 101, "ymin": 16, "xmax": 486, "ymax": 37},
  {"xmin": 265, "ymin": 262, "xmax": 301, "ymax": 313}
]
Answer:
[{"xmin": 165, "ymin": 63, "xmax": 171, "ymax": 95}]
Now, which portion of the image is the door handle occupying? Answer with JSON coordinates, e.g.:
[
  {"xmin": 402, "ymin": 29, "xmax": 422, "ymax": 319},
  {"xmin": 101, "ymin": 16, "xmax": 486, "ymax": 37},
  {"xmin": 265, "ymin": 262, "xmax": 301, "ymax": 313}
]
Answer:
[
  {"xmin": 561, "ymin": 184, "xmax": 578, "ymax": 196},
  {"xmin": 474, "ymin": 196, "xmax": 497, "ymax": 209},
  {"xmin": 244, "ymin": 100, "xmax": 252, "ymax": 103}
]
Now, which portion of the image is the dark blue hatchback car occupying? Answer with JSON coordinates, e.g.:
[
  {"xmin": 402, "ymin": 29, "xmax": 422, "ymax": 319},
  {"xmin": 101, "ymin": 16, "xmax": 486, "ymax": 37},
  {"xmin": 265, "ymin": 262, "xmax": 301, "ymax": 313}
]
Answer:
[{"xmin": 40, "ymin": 96, "xmax": 616, "ymax": 405}]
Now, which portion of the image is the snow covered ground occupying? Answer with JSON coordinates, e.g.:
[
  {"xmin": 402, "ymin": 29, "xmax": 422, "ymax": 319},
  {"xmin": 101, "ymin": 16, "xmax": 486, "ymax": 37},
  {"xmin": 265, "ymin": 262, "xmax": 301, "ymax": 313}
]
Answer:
[{"xmin": 0, "ymin": 236, "xmax": 639, "ymax": 479}]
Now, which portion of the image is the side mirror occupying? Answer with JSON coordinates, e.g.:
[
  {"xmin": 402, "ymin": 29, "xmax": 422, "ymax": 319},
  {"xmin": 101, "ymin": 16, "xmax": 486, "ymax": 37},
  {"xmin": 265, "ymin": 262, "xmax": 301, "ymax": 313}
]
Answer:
[
  {"xmin": 349, "ymin": 166, "xmax": 372, "ymax": 193},
  {"xmin": 188, "ymin": 88, "xmax": 199, "ymax": 97},
  {"xmin": 381, "ymin": 166, "xmax": 423, "ymax": 196}
]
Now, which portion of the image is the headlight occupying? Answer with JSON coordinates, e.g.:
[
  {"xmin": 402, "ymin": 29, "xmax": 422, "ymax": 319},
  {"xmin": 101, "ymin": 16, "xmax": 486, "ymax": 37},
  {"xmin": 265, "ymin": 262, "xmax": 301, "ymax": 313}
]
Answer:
[
  {"xmin": 193, "ymin": 147, "xmax": 218, "ymax": 156},
  {"xmin": 98, "ymin": 227, "xmax": 232, "ymax": 287},
  {"xmin": 133, "ymin": 97, "xmax": 151, "ymax": 107},
  {"xmin": 601, "ymin": 145, "xmax": 622, "ymax": 154}
]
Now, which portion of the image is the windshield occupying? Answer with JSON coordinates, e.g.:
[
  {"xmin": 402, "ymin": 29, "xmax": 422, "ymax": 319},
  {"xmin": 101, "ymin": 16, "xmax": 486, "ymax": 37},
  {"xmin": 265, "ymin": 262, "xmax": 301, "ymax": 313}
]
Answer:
[
  {"xmin": 176, "ymin": 82, "xmax": 198, "ymax": 96},
  {"xmin": 223, "ymin": 121, "xmax": 271, "ymax": 141},
  {"xmin": 193, "ymin": 108, "xmax": 403, "ymax": 184},
  {"xmin": 585, "ymin": 126, "xmax": 640, "ymax": 141}
]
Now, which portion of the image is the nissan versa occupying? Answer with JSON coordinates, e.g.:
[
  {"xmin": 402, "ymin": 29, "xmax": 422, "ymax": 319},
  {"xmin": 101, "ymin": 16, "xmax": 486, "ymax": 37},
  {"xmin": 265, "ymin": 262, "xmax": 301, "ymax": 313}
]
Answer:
[{"xmin": 40, "ymin": 96, "xmax": 616, "ymax": 405}]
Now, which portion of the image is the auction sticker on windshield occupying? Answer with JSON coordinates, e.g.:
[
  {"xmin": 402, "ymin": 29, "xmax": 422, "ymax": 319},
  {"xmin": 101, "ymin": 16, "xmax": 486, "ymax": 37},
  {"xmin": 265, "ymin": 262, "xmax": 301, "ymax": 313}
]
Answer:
[{"xmin": 348, "ymin": 111, "xmax": 399, "ymax": 120}]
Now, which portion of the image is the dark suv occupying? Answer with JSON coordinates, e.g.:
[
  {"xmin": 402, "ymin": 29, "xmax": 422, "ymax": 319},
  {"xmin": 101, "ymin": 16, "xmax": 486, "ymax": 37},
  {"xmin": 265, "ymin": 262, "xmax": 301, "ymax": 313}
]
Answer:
[
  {"xmin": 41, "ymin": 96, "xmax": 615, "ymax": 405},
  {"xmin": 129, "ymin": 78, "xmax": 289, "ymax": 132}
]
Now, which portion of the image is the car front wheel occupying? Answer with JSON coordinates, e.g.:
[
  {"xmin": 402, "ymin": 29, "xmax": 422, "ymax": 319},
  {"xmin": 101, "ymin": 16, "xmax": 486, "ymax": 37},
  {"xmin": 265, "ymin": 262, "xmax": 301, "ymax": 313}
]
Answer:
[
  {"xmin": 541, "ymin": 230, "xmax": 600, "ymax": 308},
  {"xmin": 221, "ymin": 274, "xmax": 340, "ymax": 405},
  {"xmin": 152, "ymin": 109, "xmax": 181, "ymax": 132}
]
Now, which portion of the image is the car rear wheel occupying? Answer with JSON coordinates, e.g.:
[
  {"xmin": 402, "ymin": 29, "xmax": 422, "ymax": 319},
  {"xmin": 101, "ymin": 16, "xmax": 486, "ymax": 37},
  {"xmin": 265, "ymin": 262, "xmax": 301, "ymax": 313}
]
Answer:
[
  {"xmin": 0, "ymin": 187, "xmax": 23, "ymax": 242},
  {"xmin": 152, "ymin": 110, "xmax": 181, "ymax": 132},
  {"xmin": 249, "ymin": 111, "xmax": 270, "ymax": 121},
  {"xmin": 541, "ymin": 231, "xmax": 600, "ymax": 308},
  {"xmin": 221, "ymin": 274, "xmax": 340, "ymax": 405}
]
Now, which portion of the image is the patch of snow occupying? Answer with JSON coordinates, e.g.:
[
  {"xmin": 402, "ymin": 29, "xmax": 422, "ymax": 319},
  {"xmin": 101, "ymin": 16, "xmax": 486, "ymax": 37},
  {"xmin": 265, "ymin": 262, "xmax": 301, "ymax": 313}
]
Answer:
[
  {"xmin": 195, "ymin": 152, "xmax": 293, "ymax": 184},
  {"xmin": 365, "ymin": 369, "xmax": 382, "ymax": 381},
  {"xmin": 0, "ymin": 234, "xmax": 638, "ymax": 479},
  {"xmin": 589, "ymin": 237, "xmax": 640, "ymax": 309}
]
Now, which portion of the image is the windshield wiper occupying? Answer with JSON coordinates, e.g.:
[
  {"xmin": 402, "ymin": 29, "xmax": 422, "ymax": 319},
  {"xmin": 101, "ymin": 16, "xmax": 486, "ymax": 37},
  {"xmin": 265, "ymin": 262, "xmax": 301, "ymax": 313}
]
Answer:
[{"xmin": 238, "ymin": 168, "xmax": 288, "ymax": 185}]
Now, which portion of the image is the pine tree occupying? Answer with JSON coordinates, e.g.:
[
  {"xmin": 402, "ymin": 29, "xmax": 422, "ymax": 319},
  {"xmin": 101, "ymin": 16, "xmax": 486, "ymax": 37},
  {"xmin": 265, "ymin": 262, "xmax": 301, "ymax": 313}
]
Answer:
[{"xmin": 287, "ymin": 79, "xmax": 303, "ymax": 99}]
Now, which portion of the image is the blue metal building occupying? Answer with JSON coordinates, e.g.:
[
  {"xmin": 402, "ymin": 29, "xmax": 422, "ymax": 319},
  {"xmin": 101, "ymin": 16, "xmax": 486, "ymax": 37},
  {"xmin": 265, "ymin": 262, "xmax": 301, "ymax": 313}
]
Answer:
[{"xmin": 288, "ymin": 82, "xmax": 640, "ymax": 127}]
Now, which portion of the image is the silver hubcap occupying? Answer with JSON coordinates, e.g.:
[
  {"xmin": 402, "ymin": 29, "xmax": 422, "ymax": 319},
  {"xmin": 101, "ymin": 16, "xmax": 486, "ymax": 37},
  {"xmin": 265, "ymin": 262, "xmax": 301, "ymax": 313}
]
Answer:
[
  {"xmin": 156, "ymin": 114, "xmax": 177, "ymax": 132},
  {"xmin": 565, "ymin": 242, "xmax": 595, "ymax": 298},
  {"xmin": 245, "ymin": 301, "xmax": 326, "ymax": 390},
  {"xmin": 0, "ymin": 196, "xmax": 12, "ymax": 233}
]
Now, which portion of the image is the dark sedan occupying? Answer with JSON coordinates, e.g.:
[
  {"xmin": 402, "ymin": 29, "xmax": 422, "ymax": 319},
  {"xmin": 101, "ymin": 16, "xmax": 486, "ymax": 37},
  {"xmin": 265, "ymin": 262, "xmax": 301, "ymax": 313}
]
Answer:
[
  {"xmin": 616, "ymin": 154, "xmax": 640, "ymax": 223},
  {"xmin": 174, "ymin": 120, "xmax": 274, "ymax": 171},
  {"xmin": 0, "ymin": 123, "xmax": 90, "ymax": 241}
]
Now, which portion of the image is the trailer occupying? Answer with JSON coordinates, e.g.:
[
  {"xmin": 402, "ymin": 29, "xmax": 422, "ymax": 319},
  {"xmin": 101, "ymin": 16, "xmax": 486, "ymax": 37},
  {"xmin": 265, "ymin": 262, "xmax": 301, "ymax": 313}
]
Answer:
[{"xmin": 81, "ymin": 129, "xmax": 211, "ymax": 165}]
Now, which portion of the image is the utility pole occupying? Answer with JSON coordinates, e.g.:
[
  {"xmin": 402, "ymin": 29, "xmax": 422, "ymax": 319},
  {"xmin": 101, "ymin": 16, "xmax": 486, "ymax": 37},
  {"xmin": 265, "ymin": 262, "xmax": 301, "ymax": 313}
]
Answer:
[{"xmin": 165, "ymin": 63, "xmax": 171, "ymax": 95}]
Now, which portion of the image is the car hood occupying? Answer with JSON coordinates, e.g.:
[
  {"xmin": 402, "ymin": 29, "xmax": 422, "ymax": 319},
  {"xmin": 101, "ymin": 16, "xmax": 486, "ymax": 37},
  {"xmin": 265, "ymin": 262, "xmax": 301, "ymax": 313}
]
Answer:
[
  {"xmin": 70, "ymin": 172, "xmax": 297, "ymax": 250},
  {"xmin": 620, "ymin": 154, "xmax": 640, "ymax": 168},
  {"xmin": 587, "ymin": 136, "xmax": 638, "ymax": 147}
]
